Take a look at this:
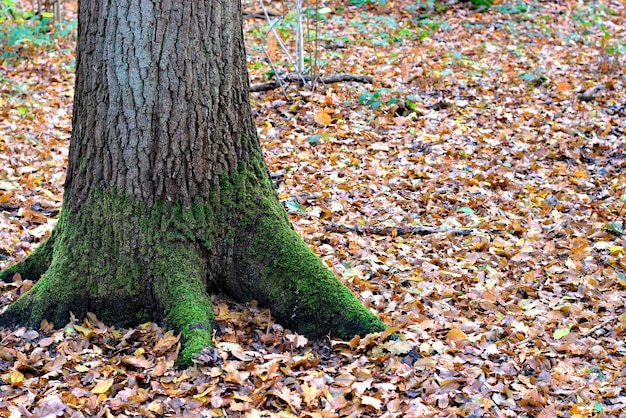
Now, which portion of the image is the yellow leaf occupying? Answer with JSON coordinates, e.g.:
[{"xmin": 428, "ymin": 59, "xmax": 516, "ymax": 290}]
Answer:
[
  {"xmin": 553, "ymin": 325, "xmax": 572, "ymax": 339},
  {"xmin": 148, "ymin": 401, "xmax": 163, "ymax": 414},
  {"xmin": 91, "ymin": 378, "xmax": 114, "ymax": 394},
  {"xmin": 73, "ymin": 324, "xmax": 94, "ymax": 337},
  {"xmin": 193, "ymin": 385, "xmax": 215, "ymax": 400},
  {"xmin": 301, "ymin": 382, "xmax": 321, "ymax": 405},
  {"xmin": 75, "ymin": 364, "xmax": 90, "ymax": 372},
  {"xmin": 9, "ymin": 369, "xmax": 24, "ymax": 387},
  {"xmin": 432, "ymin": 340, "xmax": 445, "ymax": 353},
  {"xmin": 419, "ymin": 342, "xmax": 431, "ymax": 354}
]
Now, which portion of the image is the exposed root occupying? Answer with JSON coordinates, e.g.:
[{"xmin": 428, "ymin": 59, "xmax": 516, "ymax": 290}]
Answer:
[
  {"xmin": 0, "ymin": 230, "xmax": 56, "ymax": 283},
  {"xmin": 152, "ymin": 242, "xmax": 215, "ymax": 367}
]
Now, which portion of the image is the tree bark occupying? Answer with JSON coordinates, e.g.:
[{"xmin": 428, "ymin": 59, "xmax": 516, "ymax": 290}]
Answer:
[{"xmin": 0, "ymin": 0, "xmax": 386, "ymax": 366}]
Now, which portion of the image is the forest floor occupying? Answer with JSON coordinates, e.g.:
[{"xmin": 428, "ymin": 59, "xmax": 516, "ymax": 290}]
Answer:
[{"xmin": 1, "ymin": 0, "xmax": 626, "ymax": 416}]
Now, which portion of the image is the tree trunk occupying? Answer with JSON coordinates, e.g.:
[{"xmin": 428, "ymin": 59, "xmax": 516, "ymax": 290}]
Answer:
[{"xmin": 0, "ymin": 0, "xmax": 386, "ymax": 366}]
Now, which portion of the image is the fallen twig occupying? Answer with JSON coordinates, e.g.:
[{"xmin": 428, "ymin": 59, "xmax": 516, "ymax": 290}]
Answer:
[
  {"xmin": 322, "ymin": 222, "xmax": 478, "ymax": 236},
  {"xmin": 577, "ymin": 84, "xmax": 605, "ymax": 102},
  {"xmin": 243, "ymin": 10, "xmax": 281, "ymax": 19},
  {"xmin": 0, "ymin": 203, "xmax": 59, "ymax": 215},
  {"xmin": 0, "ymin": 203, "xmax": 19, "ymax": 211},
  {"xmin": 250, "ymin": 73, "xmax": 373, "ymax": 92},
  {"xmin": 581, "ymin": 316, "xmax": 619, "ymax": 337}
]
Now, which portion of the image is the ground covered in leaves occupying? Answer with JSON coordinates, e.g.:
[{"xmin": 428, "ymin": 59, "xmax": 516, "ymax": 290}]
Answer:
[{"xmin": 1, "ymin": 0, "xmax": 626, "ymax": 416}]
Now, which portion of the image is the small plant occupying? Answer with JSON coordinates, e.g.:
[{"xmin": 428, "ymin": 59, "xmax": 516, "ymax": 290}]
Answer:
[
  {"xmin": 358, "ymin": 87, "xmax": 420, "ymax": 113},
  {"xmin": 0, "ymin": 0, "xmax": 75, "ymax": 60},
  {"xmin": 469, "ymin": 0, "xmax": 492, "ymax": 10},
  {"xmin": 493, "ymin": 0, "xmax": 528, "ymax": 14},
  {"xmin": 349, "ymin": 0, "xmax": 386, "ymax": 5}
]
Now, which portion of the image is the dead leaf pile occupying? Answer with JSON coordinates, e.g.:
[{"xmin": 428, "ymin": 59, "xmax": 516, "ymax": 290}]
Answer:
[{"xmin": 2, "ymin": 0, "xmax": 626, "ymax": 416}]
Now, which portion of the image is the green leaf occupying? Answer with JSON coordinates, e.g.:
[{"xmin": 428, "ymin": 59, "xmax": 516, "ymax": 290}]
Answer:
[
  {"xmin": 604, "ymin": 222, "xmax": 623, "ymax": 236},
  {"xmin": 553, "ymin": 325, "xmax": 573, "ymax": 339},
  {"xmin": 309, "ymin": 134, "xmax": 321, "ymax": 145},
  {"xmin": 41, "ymin": 11, "xmax": 54, "ymax": 18},
  {"xmin": 456, "ymin": 206, "xmax": 474, "ymax": 214},
  {"xmin": 593, "ymin": 401, "xmax": 603, "ymax": 412},
  {"xmin": 620, "ymin": 194, "xmax": 626, "ymax": 202},
  {"xmin": 285, "ymin": 200, "xmax": 306, "ymax": 214}
]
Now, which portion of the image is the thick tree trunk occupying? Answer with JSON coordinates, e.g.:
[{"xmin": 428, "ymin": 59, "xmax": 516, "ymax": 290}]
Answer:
[{"xmin": 0, "ymin": 0, "xmax": 386, "ymax": 366}]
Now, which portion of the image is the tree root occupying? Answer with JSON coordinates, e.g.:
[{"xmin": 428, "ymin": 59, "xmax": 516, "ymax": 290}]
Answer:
[
  {"xmin": 0, "ymin": 230, "xmax": 56, "ymax": 283},
  {"xmin": 224, "ymin": 189, "xmax": 387, "ymax": 340},
  {"xmin": 1, "ymin": 181, "xmax": 387, "ymax": 367},
  {"xmin": 151, "ymin": 242, "xmax": 215, "ymax": 367}
]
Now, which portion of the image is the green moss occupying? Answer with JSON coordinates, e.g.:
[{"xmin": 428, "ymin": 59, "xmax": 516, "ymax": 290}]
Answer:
[
  {"xmin": 1, "ymin": 128, "xmax": 386, "ymax": 365},
  {"xmin": 213, "ymin": 133, "xmax": 387, "ymax": 340},
  {"xmin": 151, "ymin": 242, "xmax": 215, "ymax": 368},
  {"xmin": 0, "ymin": 228, "xmax": 56, "ymax": 283},
  {"xmin": 1, "ymin": 190, "xmax": 219, "ymax": 356}
]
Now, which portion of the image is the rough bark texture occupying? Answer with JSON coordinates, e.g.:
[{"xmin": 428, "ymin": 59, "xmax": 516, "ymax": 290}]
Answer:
[{"xmin": 0, "ymin": 0, "xmax": 386, "ymax": 366}]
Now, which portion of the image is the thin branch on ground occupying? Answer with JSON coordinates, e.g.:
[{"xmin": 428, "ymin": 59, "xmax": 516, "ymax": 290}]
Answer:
[
  {"xmin": 582, "ymin": 316, "xmax": 619, "ymax": 337},
  {"xmin": 250, "ymin": 73, "xmax": 374, "ymax": 92},
  {"xmin": 322, "ymin": 222, "xmax": 483, "ymax": 236}
]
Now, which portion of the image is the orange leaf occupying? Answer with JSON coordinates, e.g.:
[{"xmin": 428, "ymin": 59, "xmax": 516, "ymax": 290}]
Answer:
[
  {"xmin": 349, "ymin": 334, "xmax": 360, "ymax": 349},
  {"xmin": 556, "ymin": 81, "xmax": 572, "ymax": 92},
  {"xmin": 121, "ymin": 355, "xmax": 154, "ymax": 369},
  {"xmin": 446, "ymin": 328, "xmax": 468, "ymax": 340},
  {"xmin": 152, "ymin": 332, "xmax": 180, "ymax": 353},
  {"xmin": 313, "ymin": 109, "xmax": 332, "ymax": 125},
  {"xmin": 266, "ymin": 32, "xmax": 277, "ymax": 61}
]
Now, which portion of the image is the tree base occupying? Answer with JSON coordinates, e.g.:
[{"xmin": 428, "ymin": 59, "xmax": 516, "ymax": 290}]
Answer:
[{"xmin": 0, "ymin": 152, "xmax": 386, "ymax": 367}]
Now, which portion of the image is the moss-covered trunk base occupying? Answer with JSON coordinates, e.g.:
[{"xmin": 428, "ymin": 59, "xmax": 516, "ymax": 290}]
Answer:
[
  {"xmin": 0, "ymin": 193, "xmax": 216, "ymax": 366},
  {"xmin": 0, "ymin": 151, "xmax": 386, "ymax": 367}
]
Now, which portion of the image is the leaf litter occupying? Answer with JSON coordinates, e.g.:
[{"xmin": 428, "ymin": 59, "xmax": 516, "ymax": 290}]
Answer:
[{"xmin": 1, "ymin": 0, "xmax": 626, "ymax": 416}]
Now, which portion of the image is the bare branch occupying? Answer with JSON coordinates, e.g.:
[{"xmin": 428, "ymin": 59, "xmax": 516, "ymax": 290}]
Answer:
[
  {"xmin": 322, "ymin": 222, "xmax": 478, "ymax": 236},
  {"xmin": 250, "ymin": 73, "xmax": 373, "ymax": 93}
]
